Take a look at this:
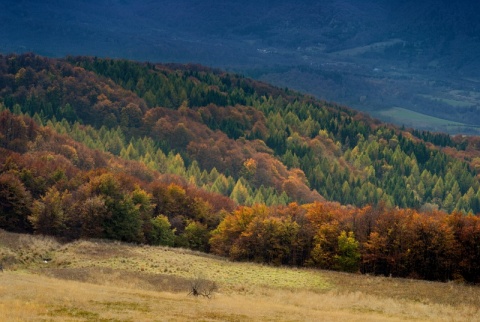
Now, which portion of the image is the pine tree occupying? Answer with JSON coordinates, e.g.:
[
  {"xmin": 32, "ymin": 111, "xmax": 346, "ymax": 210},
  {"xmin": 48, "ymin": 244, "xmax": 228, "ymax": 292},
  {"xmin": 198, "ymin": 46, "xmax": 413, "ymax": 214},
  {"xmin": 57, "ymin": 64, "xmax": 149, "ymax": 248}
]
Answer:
[{"xmin": 230, "ymin": 179, "xmax": 250, "ymax": 205}]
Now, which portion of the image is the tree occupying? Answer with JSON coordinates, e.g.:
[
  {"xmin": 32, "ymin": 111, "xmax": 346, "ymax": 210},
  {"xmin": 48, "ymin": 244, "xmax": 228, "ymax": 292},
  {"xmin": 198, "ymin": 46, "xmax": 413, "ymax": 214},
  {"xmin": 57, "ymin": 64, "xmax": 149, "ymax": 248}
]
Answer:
[
  {"xmin": 443, "ymin": 193, "xmax": 455, "ymax": 212},
  {"xmin": 230, "ymin": 179, "xmax": 250, "ymax": 205},
  {"xmin": 452, "ymin": 214, "xmax": 480, "ymax": 283},
  {"xmin": 209, "ymin": 205, "xmax": 258, "ymax": 257},
  {"xmin": 89, "ymin": 173, "xmax": 144, "ymax": 243},
  {"xmin": 232, "ymin": 214, "xmax": 300, "ymax": 265},
  {"xmin": 362, "ymin": 231, "xmax": 388, "ymax": 275},
  {"xmin": 188, "ymin": 274, "xmax": 217, "ymax": 298},
  {"xmin": 72, "ymin": 195, "xmax": 109, "ymax": 239},
  {"xmin": 131, "ymin": 186, "xmax": 156, "ymax": 240},
  {"xmin": 60, "ymin": 103, "xmax": 77, "ymax": 122},
  {"xmin": 210, "ymin": 175, "xmax": 231, "ymax": 195},
  {"xmin": 182, "ymin": 220, "xmax": 210, "ymax": 252},
  {"xmin": 432, "ymin": 177, "xmax": 445, "ymax": 203},
  {"xmin": 308, "ymin": 221, "xmax": 340, "ymax": 269},
  {"xmin": 407, "ymin": 214, "xmax": 458, "ymax": 281},
  {"xmin": 0, "ymin": 111, "xmax": 30, "ymax": 152},
  {"xmin": 103, "ymin": 193, "xmax": 144, "ymax": 243},
  {"xmin": 146, "ymin": 215, "xmax": 175, "ymax": 246},
  {"xmin": 334, "ymin": 231, "xmax": 360, "ymax": 272},
  {"xmin": 0, "ymin": 172, "xmax": 32, "ymax": 233},
  {"xmin": 29, "ymin": 187, "xmax": 69, "ymax": 236}
]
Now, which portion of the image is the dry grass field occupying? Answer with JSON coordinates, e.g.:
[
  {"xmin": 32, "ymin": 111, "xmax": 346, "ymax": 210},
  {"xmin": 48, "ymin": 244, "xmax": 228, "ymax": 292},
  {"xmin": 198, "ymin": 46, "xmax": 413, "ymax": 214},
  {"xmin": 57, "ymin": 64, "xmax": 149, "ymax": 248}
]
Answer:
[{"xmin": 0, "ymin": 230, "xmax": 479, "ymax": 321}]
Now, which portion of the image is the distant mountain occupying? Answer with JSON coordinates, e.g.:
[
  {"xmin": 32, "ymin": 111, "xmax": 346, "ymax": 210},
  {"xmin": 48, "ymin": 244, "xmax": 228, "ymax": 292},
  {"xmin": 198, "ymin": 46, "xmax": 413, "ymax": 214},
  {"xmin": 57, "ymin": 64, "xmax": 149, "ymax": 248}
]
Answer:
[{"xmin": 2, "ymin": 1, "xmax": 480, "ymax": 133}]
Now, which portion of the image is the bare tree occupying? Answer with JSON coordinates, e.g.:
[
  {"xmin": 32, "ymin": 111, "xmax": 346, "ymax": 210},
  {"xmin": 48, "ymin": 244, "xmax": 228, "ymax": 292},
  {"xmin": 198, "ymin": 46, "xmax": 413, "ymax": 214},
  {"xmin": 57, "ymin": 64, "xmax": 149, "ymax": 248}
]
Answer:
[{"xmin": 188, "ymin": 275, "xmax": 217, "ymax": 299}]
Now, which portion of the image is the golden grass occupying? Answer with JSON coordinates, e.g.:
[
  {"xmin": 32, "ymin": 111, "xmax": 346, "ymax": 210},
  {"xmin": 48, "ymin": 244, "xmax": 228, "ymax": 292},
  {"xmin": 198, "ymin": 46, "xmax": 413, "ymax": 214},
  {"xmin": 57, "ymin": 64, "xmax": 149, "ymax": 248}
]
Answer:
[
  {"xmin": 46, "ymin": 239, "xmax": 331, "ymax": 293},
  {"xmin": 1, "ymin": 230, "xmax": 480, "ymax": 321}
]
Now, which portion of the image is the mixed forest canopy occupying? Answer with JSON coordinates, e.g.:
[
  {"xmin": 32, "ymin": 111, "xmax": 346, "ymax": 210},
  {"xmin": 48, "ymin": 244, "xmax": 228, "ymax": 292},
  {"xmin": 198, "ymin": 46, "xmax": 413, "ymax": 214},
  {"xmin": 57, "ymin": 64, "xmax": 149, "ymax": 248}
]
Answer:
[{"xmin": 1, "ymin": 53, "xmax": 480, "ymax": 282}]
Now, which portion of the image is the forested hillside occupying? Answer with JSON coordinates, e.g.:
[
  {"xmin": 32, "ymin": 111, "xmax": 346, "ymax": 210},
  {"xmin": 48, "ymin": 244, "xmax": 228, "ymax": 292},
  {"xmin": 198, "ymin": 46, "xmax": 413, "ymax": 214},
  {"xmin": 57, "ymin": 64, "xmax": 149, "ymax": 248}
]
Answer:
[
  {"xmin": 3, "ymin": 53, "xmax": 479, "ymax": 211},
  {"xmin": 1, "ymin": 53, "xmax": 480, "ymax": 282}
]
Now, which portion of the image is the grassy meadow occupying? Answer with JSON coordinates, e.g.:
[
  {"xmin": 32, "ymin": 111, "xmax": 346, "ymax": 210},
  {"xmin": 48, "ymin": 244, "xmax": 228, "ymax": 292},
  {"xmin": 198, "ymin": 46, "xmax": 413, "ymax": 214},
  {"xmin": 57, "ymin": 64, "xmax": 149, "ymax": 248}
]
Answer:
[
  {"xmin": 419, "ymin": 93, "xmax": 480, "ymax": 108},
  {"xmin": 377, "ymin": 107, "xmax": 478, "ymax": 132},
  {"xmin": 331, "ymin": 39, "xmax": 405, "ymax": 57},
  {"xmin": 1, "ymin": 230, "xmax": 479, "ymax": 321}
]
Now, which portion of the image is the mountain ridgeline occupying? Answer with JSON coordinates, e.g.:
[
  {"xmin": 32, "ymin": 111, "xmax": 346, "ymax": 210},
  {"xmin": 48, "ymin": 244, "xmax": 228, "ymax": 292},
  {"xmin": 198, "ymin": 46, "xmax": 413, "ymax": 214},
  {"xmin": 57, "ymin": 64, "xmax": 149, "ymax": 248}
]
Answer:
[
  {"xmin": 3, "ymin": 1, "xmax": 480, "ymax": 135},
  {"xmin": 1, "ymin": 53, "xmax": 480, "ymax": 282},
  {"xmin": 2, "ymin": 53, "xmax": 479, "ymax": 211}
]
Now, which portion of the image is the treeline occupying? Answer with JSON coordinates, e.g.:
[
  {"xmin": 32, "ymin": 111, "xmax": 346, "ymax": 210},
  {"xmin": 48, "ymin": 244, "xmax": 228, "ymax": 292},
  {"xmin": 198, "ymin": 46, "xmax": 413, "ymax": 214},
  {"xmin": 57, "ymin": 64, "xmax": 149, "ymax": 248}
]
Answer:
[{"xmin": 210, "ymin": 202, "xmax": 480, "ymax": 283}]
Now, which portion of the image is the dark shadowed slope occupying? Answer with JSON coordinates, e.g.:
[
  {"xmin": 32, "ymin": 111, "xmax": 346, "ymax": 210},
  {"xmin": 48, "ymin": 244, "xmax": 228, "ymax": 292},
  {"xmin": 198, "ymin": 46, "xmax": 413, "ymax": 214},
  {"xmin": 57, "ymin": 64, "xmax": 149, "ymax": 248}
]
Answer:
[{"xmin": 2, "ymin": 1, "xmax": 480, "ymax": 131}]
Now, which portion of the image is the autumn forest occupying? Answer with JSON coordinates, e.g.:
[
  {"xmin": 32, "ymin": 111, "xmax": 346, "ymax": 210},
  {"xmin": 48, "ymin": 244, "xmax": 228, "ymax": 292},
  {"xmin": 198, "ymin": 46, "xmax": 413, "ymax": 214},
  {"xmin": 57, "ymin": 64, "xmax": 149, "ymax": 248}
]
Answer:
[{"xmin": 1, "ymin": 53, "xmax": 480, "ymax": 283}]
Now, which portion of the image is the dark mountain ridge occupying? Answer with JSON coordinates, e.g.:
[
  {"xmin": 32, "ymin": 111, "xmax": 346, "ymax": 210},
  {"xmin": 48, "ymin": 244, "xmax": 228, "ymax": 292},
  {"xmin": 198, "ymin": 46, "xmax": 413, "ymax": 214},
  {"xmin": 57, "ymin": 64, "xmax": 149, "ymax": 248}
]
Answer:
[{"xmin": 2, "ymin": 1, "xmax": 480, "ymax": 133}]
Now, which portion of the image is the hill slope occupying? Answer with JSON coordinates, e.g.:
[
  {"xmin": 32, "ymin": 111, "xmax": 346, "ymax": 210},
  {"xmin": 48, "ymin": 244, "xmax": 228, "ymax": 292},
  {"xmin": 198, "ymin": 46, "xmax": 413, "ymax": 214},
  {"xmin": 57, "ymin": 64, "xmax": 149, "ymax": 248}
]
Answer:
[
  {"xmin": 1, "ymin": 54, "xmax": 480, "ymax": 282},
  {"xmin": 1, "ymin": 230, "xmax": 479, "ymax": 321},
  {"xmin": 2, "ymin": 53, "xmax": 479, "ymax": 211}
]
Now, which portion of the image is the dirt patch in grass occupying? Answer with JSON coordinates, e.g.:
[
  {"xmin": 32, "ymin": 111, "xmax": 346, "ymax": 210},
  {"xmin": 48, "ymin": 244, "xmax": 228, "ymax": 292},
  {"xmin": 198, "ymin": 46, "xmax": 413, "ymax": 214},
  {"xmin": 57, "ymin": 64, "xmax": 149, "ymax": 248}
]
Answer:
[{"xmin": 35, "ymin": 267, "xmax": 193, "ymax": 293}]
